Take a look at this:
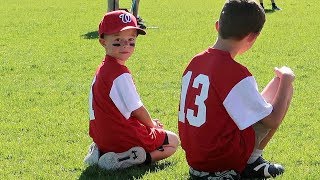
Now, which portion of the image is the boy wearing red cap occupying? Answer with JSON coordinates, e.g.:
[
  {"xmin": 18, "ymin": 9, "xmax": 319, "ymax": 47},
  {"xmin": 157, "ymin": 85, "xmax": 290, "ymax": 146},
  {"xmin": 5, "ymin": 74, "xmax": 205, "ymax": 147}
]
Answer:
[
  {"xmin": 84, "ymin": 10, "xmax": 179, "ymax": 170},
  {"xmin": 178, "ymin": 0, "xmax": 294, "ymax": 179}
]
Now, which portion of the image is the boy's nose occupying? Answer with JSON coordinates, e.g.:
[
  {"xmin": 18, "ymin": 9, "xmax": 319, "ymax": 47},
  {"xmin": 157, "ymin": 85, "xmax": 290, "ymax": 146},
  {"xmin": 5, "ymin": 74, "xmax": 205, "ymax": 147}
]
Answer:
[
  {"xmin": 121, "ymin": 40, "xmax": 129, "ymax": 46},
  {"xmin": 121, "ymin": 40, "xmax": 135, "ymax": 47}
]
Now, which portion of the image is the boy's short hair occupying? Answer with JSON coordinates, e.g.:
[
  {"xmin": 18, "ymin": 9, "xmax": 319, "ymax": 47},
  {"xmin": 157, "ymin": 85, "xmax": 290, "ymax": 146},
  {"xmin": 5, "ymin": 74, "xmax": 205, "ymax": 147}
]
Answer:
[
  {"xmin": 218, "ymin": 0, "xmax": 265, "ymax": 40},
  {"xmin": 98, "ymin": 10, "xmax": 146, "ymax": 38}
]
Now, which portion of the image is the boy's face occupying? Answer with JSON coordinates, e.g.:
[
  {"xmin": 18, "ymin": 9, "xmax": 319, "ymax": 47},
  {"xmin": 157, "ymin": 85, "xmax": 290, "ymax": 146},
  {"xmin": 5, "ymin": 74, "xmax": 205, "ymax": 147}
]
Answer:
[{"xmin": 100, "ymin": 29, "xmax": 137, "ymax": 63}]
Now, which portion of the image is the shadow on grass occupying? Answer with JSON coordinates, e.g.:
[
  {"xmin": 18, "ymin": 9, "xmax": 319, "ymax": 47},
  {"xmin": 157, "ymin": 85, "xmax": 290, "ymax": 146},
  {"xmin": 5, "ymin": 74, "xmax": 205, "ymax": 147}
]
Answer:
[
  {"xmin": 82, "ymin": 31, "xmax": 99, "ymax": 39},
  {"xmin": 265, "ymin": 9, "xmax": 276, "ymax": 14},
  {"xmin": 79, "ymin": 161, "xmax": 173, "ymax": 180}
]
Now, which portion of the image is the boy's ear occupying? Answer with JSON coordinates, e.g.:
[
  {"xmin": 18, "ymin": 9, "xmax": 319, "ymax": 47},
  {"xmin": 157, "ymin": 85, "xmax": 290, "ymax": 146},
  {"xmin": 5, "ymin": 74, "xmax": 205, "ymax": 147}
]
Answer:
[
  {"xmin": 99, "ymin": 38, "xmax": 106, "ymax": 47},
  {"xmin": 246, "ymin": 32, "xmax": 260, "ymax": 43},
  {"xmin": 215, "ymin": 21, "xmax": 219, "ymax": 32}
]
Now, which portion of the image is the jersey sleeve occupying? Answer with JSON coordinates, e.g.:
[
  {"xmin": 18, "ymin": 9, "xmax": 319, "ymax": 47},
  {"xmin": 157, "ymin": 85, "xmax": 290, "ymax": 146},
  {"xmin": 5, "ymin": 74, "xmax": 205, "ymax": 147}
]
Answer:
[
  {"xmin": 109, "ymin": 73, "xmax": 143, "ymax": 119},
  {"xmin": 223, "ymin": 76, "xmax": 273, "ymax": 130}
]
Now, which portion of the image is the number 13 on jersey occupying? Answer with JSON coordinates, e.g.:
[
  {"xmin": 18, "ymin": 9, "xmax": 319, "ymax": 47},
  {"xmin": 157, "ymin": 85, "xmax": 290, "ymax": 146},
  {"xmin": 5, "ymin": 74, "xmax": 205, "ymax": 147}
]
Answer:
[{"xmin": 178, "ymin": 71, "xmax": 210, "ymax": 127}]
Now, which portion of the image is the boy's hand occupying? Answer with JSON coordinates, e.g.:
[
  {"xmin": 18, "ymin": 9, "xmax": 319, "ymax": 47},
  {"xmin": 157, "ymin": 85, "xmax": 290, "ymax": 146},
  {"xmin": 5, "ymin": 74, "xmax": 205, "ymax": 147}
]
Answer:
[
  {"xmin": 274, "ymin": 66, "xmax": 295, "ymax": 82},
  {"xmin": 153, "ymin": 119, "xmax": 164, "ymax": 128}
]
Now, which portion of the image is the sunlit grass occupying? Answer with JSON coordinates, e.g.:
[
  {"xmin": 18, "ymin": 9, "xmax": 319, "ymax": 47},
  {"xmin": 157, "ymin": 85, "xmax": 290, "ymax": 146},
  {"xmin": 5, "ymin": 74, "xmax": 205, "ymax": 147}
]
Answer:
[{"xmin": 0, "ymin": 0, "xmax": 319, "ymax": 179}]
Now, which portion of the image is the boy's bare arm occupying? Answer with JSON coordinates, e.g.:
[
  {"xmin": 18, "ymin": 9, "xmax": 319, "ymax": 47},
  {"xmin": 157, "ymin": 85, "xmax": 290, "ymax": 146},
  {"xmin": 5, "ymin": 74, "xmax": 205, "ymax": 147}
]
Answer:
[
  {"xmin": 261, "ymin": 66, "xmax": 295, "ymax": 128},
  {"xmin": 131, "ymin": 106, "xmax": 156, "ymax": 128}
]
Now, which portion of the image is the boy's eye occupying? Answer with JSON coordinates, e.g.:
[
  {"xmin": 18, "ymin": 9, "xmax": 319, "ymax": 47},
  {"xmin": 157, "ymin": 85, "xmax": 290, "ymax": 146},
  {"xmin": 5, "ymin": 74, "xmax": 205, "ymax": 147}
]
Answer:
[
  {"xmin": 111, "ymin": 37, "xmax": 136, "ymax": 47},
  {"xmin": 112, "ymin": 38, "xmax": 121, "ymax": 46}
]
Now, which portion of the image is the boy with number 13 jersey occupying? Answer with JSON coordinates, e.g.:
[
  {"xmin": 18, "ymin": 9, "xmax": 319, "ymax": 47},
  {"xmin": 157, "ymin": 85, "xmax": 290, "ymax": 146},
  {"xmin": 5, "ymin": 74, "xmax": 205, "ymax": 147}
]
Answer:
[
  {"xmin": 178, "ymin": 0, "xmax": 294, "ymax": 179},
  {"xmin": 178, "ymin": 49, "xmax": 264, "ymax": 172}
]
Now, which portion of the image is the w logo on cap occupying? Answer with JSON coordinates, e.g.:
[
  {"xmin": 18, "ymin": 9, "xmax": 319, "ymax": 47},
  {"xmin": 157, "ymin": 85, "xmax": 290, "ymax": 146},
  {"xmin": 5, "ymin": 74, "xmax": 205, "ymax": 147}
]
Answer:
[{"xmin": 119, "ymin": 14, "xmax": 132, "ymax": 23}]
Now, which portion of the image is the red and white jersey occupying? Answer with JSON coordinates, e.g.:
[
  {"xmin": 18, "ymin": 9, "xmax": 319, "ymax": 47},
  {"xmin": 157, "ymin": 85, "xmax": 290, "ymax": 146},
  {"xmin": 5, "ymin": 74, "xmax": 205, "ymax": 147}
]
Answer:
[
  {"xmin": 89, "ymin": 56, "xmax": 166, "ymax": 153},
  {"xmin": 178, "ymin": 48, "xmax": 273, "ymax": 172}
]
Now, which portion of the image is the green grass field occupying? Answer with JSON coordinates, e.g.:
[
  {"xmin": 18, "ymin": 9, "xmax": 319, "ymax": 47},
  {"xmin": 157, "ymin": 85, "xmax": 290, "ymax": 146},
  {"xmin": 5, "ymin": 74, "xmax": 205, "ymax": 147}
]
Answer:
[{"xmin": 1, "ymin": 0, "xmax": 319, "ymax": 179}]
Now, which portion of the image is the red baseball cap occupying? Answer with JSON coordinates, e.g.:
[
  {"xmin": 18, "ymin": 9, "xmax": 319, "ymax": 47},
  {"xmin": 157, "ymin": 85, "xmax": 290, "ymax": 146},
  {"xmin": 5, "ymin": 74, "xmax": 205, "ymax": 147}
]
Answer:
[{"xmin": 98, "ymin": 10, "xmax": 146, "ymax": 37}]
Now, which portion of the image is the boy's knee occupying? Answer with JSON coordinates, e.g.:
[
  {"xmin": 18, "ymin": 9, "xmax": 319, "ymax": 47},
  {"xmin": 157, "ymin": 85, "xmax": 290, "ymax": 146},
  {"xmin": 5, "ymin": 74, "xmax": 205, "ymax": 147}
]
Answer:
[
  {"xmin": 272, "ymin": 77, "xmax": 280, "ymax": 86},
  {"xmin": 167, "ymin": 131, "xmax": 180, "ymax": 148}
]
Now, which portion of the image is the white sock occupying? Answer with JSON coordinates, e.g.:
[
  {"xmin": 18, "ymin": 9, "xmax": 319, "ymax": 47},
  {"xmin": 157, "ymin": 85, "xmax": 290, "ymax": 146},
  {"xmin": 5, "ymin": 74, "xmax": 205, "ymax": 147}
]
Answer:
[{"xmin": 247, "ymin": 149, "xmax": 263, "ymax": 164}]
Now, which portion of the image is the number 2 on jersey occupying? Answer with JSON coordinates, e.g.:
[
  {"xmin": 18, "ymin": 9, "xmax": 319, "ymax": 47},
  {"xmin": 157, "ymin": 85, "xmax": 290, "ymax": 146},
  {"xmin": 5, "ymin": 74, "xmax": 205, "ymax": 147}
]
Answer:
[{"xmin": 178, "ymin": 71, "xmax": 210, "ymax": 127}]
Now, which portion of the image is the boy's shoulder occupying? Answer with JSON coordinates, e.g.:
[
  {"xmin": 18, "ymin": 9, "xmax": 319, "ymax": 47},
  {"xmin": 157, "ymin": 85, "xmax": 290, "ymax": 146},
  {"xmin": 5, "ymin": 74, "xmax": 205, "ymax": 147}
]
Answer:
[
  {"xmin": 191, "ymin": 48, "xmax": 233, "ymax": 64},
  {"xmin": 97, "ymin": 58, "xmax": 130, "ymax": 79},
  {"xmin": 187, "ymin": 48, "xmax": 251, "ymax": 80}
]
